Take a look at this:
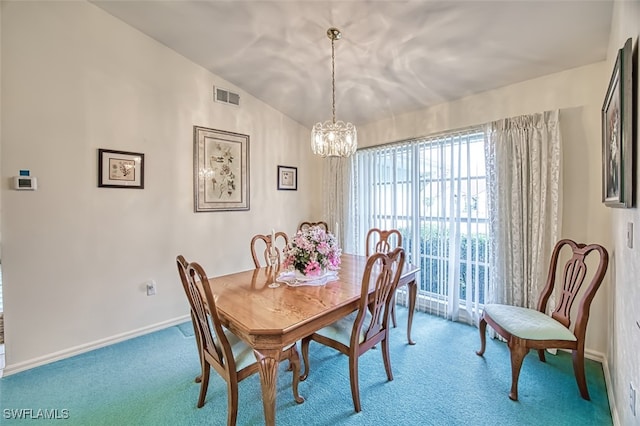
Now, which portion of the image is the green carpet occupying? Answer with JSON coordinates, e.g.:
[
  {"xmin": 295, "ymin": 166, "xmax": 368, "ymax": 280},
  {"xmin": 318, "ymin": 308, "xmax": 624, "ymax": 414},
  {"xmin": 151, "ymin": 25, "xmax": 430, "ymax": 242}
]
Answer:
[{"xmin": 0, "ymin": 309, "xmax": 611, "ymax": 425}]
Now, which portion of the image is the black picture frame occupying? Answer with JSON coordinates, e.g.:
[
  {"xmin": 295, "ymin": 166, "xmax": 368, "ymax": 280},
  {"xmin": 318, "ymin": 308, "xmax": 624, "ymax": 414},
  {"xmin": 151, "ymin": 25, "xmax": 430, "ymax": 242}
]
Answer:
[
  {"xmin": 98, "ymin": 149, "xmax": 145, "ymax": 189},
  {"xmin": 602, "ymin": 38, "xmax": 634, "ymax": 208},
  {"xmin": 277, "ymin": 165, "xmax": 297, "ymax": 191}
]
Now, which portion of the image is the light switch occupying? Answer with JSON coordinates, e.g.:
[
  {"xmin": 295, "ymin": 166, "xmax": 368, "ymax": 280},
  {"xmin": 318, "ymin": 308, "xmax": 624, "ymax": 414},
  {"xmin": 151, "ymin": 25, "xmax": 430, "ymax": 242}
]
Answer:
[{"xmin": 627, "ymin": 222, "xmax": 634, "ymax": 249}]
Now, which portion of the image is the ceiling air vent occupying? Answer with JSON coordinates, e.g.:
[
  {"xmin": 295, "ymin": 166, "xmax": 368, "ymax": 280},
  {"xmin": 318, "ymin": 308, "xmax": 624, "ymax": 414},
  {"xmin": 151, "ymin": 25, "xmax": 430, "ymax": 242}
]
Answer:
[{"xmin": 214, "ymin": 86, "xmax": 240, "ymax": 106}]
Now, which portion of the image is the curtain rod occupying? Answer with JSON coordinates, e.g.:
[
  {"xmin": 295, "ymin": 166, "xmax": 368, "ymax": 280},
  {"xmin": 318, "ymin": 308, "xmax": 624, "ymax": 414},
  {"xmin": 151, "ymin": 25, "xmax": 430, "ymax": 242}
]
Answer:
[{"xmin": 356, "ymin": 123, "xmax": 484, "ymax": 153}]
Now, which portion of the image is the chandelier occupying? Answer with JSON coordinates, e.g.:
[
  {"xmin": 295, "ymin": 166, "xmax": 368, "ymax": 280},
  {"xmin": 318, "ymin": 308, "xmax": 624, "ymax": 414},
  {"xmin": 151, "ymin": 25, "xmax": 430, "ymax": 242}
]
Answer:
[{"xmin": 311, "ymin": 28, "xmax": 357, "ymax": 158}]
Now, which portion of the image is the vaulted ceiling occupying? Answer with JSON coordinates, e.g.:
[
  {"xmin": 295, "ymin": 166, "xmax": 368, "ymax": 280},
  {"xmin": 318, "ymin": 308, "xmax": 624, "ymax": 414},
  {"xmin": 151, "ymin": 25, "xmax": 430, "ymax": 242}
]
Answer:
[{"xmin": 92, "ymin": 1, "xmax": 613, "ymax": 128}]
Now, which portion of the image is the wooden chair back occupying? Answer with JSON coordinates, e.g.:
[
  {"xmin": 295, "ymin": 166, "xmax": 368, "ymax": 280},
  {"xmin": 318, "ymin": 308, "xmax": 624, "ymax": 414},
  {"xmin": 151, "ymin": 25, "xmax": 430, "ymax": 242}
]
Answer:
[
  {"xmin": 365, "ymin": 228, "xmax": 402, "ymax": 256},
  {"xmin": 176, "ymin": 256, "xmax": 303, "ymax": 421},
  {"xmin": 250, "ymin": 231, "xmax": 289, "ymax": 268},
  {"xmin": 298, "ymin": 221, "xmax": 329, "ymax": 233},
  {"xmin": 537, "ymin": 239, "xmax": 609, "ymax": 340},
  {"xmin": 176, "ymin": 255, "xmax": 204, "ymax": 382},
  {"xmin": 355, "ymin": 247, "xmax": 406, "ymax": 347},
  {"xmin": 365, "ymin": 228, "xmax": 404, "ymax": 327},
  {"xmin": 183, "ymin": 261, "xmax": 237, "ymax": 379}
]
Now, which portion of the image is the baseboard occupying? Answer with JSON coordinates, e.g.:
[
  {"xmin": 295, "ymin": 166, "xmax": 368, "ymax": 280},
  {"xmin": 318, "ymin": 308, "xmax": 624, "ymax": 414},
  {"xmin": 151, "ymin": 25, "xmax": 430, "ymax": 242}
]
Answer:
[
  {"xmin": 1, "ymin": 315, "xmax": 190, "ymax": 377},
  {"xmin": 576, "ymin": 348, "xmax": 618, "ymax": 426},
  {"xmin": 599, "ymin": 355, "xmax": 620, "ymax": 426}
]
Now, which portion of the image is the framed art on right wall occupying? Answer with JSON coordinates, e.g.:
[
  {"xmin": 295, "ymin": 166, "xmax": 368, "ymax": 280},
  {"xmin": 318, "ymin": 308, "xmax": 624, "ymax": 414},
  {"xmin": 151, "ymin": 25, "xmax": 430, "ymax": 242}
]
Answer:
[
  {"xmin": 602, "ymin": 37, "xmax": 634, "ymax": 208},
  {"xmin": 277, "ymin": 165, "xmax": 297, "ymax": 191}
]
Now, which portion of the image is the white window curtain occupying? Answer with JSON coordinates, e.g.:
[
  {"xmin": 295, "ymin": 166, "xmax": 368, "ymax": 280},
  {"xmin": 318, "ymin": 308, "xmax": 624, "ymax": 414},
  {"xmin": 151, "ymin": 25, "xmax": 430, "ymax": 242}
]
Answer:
[
  {"xmin": 322, "ymin": 157, "xmax": 351, "ymax": 248},
  {"xmin": 347, "ymin": 129, "xmax": 488, "ymax": 326},
  {"xmin": 484, "ymin": 110, "xmax": 562, "ymax": 309}
]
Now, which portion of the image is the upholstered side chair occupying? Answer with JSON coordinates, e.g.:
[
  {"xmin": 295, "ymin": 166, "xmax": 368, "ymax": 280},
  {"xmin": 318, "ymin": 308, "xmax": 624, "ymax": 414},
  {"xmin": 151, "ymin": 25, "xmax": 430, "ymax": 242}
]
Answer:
[{"xmin": 476, "ymin": 239, "xmax": 609, "ymax": 401}]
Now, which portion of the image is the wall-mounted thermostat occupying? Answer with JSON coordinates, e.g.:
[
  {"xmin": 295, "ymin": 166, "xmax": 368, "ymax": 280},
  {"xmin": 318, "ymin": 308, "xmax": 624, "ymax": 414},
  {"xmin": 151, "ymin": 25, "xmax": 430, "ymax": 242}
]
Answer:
[{"xmin": 13, "ymin": 175, "xmax": 37, "ymax": 190}]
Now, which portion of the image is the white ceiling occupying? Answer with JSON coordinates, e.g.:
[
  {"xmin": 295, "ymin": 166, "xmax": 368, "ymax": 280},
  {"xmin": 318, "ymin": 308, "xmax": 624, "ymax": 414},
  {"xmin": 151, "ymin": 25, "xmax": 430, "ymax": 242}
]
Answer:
[{"xmin": 91, "ymin": 0, "xmax": 613, "ymax": 128}]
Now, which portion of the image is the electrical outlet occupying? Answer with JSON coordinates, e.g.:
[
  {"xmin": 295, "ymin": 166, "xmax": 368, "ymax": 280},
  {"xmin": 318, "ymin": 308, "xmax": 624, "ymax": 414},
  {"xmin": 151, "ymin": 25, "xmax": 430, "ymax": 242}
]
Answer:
[
  {"xmin": 146, "ymin": 280, "xmax": 157, "ymax": 296},
  {"xmin": 630, "ymin": 382, "xmax": 636, "ymax": 416}
]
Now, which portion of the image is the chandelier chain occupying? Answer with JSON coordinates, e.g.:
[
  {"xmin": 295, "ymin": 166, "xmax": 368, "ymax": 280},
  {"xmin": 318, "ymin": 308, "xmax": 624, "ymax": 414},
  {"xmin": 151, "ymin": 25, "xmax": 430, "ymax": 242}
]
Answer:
[{"xmin": 331, "ymin": 37, "xmax": 336, "ymax": 124}]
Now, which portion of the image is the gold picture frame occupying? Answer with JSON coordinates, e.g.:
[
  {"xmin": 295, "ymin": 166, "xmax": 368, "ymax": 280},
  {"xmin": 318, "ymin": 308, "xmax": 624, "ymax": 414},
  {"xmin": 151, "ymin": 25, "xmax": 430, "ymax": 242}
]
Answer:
[{"xmin": 194, "ymin": 126, "xmax": 250, "ymax": 212}]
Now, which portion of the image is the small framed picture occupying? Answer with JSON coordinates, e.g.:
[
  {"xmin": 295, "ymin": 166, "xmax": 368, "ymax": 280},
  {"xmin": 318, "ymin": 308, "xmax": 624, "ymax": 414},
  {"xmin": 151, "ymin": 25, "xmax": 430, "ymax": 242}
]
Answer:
[
  {"xmin": 98, "ymin": 149, "xmax": 144, "ymax": 189},
  {"xmin": 277, "ymin": 165, "xmax": 297, "ymax": 191}
]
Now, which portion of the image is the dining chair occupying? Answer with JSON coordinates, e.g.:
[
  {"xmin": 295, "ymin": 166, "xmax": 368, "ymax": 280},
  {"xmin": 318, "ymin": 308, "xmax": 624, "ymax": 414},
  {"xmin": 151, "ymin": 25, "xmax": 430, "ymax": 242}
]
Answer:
[
  {"xmin": 365, "ymin": 228, "xmax": 403, "ymax": 327},
  {"xmin": 177, "ymin": 255, "xmax": 204, "ymax": 384},
  {"xmin": 250, "ymin": 231, "xmax": 289, "ymax": 268},
  {"xmin": 298, "ymin": 221, "xmax": 329, "ymax": 233},
  {"xmin": 365, "ymin": 228, "xmax": 402, "ymax": 257},
  {"xmin": 176, "ymin": 256, "xmax": 304, "ymax": 425},
  {"xmin": 300, "ymin": 247, "xmax": 406, "ymax": 412},
  {"xmin": 476, "ymin": 239, "xmax": 609, "ymax": 401}
]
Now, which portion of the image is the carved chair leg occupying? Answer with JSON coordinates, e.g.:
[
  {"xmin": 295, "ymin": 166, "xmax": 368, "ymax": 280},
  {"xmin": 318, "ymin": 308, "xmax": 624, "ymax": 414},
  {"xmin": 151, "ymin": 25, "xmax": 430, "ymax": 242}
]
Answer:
[
  {"xmin": 284, "ymin": 342, "xmax": 297, "ymax": 372},
  {"xmin": 476, "ymin": 317, "xmax": 487, "ymax": 356},
  {"xmin": 226, "ymin": 379, "xmax": 239, "ymax": 426},
  {"xmin": 572, "ymin": 348, "xmax": 591, "ymax": 400},
  {"xmin": 287, "ymin": 347, "xmax": 305, "ymax": 404},
  {"xmin": 537, "ymin": 349, "xmax": 546, "ymax": 362},
  {"xmin": 349, "ymin": 354, "xmax": 362, "ymax": 412},
  {"xmin": 508, "ymin": 339, "xmax": 529, "ymax": 401},
  {"xmin": 300, "ymin": 337, "xmax": 311, "ymax": 381},
  {"xmin": 195, "ymin": 350, "xmax": 204, "ymax": 383},
  {"xmin": 381, "ymin": 335, "xmax": 393, "ymax": 381},
  {"xmin": 197, "ymin": 362, "xmax": 211, "ymax": 408}
]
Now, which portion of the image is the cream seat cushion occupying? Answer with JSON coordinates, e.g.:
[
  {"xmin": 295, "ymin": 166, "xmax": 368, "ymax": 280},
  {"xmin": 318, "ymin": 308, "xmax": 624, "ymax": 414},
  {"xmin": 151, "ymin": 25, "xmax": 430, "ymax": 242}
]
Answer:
[
  {"xmin": 483, "ymin": 304, "xmax": 576, "ymax": 342},
  {"xmin": 315, "ymin": 310, "xmax": 373, "ymax": 346}
]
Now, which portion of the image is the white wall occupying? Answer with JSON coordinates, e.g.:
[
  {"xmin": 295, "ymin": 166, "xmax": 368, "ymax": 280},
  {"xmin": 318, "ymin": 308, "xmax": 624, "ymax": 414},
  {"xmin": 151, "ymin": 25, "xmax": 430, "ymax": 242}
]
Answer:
[
  {"xmin": 1, "ymin": 1, "xmax": 322, "ymax": 372},
  {"xmin": 0, "ymin": 2, "xmax": 3, "ymax": 317},
  {"xmin": 606, "ymin": 2, "xmax": 640, "ymax": 425},
  {"xmin": 0, "ymin": 2, "xmax": 2, "ymax": 266}
]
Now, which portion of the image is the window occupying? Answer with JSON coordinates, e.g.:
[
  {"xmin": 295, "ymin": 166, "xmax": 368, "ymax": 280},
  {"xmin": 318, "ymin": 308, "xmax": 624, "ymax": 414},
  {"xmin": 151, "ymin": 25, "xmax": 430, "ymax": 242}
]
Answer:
[{"xmin": 349, "ymin": 128, "xmax": 489, "ymax": 323}]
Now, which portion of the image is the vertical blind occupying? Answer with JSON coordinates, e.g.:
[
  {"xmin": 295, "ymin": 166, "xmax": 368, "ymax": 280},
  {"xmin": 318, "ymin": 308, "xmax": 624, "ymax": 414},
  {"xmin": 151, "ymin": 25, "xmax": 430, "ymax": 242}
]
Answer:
[{"xmin": 349, "ymin": 128, "xmax": 489, "ymax": 324}]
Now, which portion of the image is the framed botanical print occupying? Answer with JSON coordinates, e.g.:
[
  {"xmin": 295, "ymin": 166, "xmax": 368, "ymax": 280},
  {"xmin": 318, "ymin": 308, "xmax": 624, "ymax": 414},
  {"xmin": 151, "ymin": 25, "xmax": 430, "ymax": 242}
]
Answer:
[
  {"xmin": 194, "ymin": 126, "xmax": 250, "ymax": 212},
  {"xmin": 98, "ymin": 149, "xmax": 144, "ymax": 189},
  {"xmin": 277, "ymin": 165, "xmax": 297, "ymax": 191}
]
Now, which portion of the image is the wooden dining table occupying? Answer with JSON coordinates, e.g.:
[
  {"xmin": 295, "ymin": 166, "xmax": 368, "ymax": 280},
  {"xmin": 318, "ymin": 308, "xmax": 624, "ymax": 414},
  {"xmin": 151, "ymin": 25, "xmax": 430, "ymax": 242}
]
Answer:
[{"xmin": 206, "ymin": 253, "xmax": 420, "ymax": 425}]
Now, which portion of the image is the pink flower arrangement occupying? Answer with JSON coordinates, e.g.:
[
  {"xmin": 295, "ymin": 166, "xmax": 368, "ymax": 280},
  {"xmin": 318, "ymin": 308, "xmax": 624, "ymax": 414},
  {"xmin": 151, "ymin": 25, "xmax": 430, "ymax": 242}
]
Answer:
[{"xmin": 283, "ymin": 226, "xmax": 342, "ymax": 277}]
